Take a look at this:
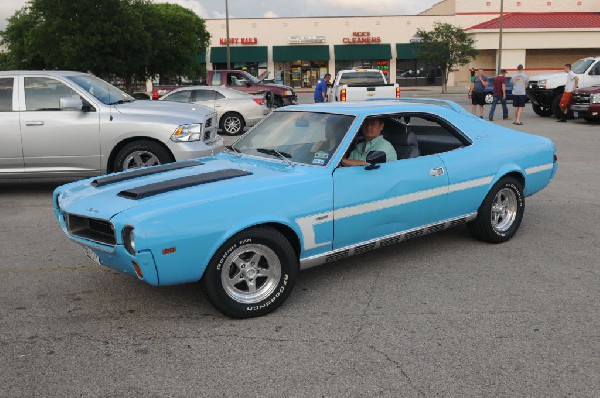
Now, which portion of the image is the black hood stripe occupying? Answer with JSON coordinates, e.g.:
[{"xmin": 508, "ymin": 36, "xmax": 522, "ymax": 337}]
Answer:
[
  {"xmin": 117, "ymin": 169, "xmax": 252, "ymax": 200},
  {"xmin": 91, "ymin": 160, "xmax": 204, "ymax": 188}
]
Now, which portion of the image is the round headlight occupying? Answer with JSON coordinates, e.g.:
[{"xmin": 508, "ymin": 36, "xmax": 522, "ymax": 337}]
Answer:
[{"xmin": 122, "ymin": 226, "xmax": 136, "ymax": 255}]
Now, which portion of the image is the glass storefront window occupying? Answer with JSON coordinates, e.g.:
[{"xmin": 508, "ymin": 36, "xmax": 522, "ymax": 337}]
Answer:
[
  {"xmin": 396, "ymin": 59, "xmax": 442, "ymax": 87},
  {"xmin": 274, "ymin": 60, "xmax": 328, "ymax": 88},
  {"xmin": 213, "ymin": 62, "xmax": 268, "ymax": 79}
]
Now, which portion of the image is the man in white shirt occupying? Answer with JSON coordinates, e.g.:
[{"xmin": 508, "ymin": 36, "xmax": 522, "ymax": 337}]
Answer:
[{"xmin": 557, "ymin": 63, "xmax": 579, "ymax": 123}]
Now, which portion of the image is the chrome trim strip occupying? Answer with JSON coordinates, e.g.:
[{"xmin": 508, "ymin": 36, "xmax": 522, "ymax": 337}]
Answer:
[
  {"xmin": 299, "ymin": 213, "xmax": 477, "ymax": 270},
  {"xmin": 525, "ymin": 163, "xmax": 553, "ymax": 175}
]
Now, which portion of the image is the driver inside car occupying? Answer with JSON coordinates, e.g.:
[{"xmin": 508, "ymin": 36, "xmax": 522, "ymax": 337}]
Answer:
[{"xmin": 341, "ymin": 117, "xmax": 397, "ymax": 166}]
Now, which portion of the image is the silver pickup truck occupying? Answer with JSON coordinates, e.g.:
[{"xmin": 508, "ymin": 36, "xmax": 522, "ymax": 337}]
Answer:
[
  {"xmin": 327, "ymin": 69, "xmax": 400, "ymax": 102},
  {"xmin": 0, "ymin": 71, "xmax": 222, "ymax": 178}
]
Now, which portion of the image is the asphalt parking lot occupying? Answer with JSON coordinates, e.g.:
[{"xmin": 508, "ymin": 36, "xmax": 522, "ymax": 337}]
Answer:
[{"xmin": 1, "ymin": 92, "xmax": 598, "ymax": 396}]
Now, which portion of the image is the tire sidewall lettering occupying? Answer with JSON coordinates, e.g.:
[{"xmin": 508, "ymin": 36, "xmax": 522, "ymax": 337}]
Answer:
[{"xmin": 246, "ymin": 273, "xmax": 289, "ymax": 312}]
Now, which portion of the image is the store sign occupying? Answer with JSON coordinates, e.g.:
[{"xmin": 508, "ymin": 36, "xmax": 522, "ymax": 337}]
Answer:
[
  {"xmin": 219, "ymin": 37, "xmax": 258, "ymax": 45},
  {"xmin": 410, "ymin": 34, "xmax": 424, "ymax": 43},
  {"xmin": 288, "ymin": 35, "xmax": 326, "ymax": 44},
  {"xmin": 342, "ymin": 32, "xmax": 381, "ymax": 44},
  {"xmin": 375, "ymin": 60, "xmax": 390, "ymax": 75}
]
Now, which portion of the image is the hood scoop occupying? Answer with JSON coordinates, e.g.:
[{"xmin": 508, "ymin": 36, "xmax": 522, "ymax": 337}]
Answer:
[
  {"xmin": 91, "ymin": 160, "xmax": 204, "ymax": 188},
  {"xmin": 117, "ymin": 169, "xmax": 252, "ymax": 200}
]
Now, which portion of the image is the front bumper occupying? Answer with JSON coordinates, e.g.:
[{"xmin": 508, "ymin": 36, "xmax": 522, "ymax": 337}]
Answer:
[
  {"xmin": 167, "ymin": 135, "xmax": 224, "ymax": 160},
  {"xmin": 526, "ymin": 88, "xmax": 555, "ymax": 107},
  {"xmin": 282, "ymin": 95, "xmax": 298, "ymax": 106}
]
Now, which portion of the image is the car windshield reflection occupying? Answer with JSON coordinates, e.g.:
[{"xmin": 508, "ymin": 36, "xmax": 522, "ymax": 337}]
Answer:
[
  {"xmin": 67, "ymin": 75, "xmax": 134, "ymax": 105},
  {"xmin": 232, "ymin": 111, "xmax": 355, "ymax": 166}
]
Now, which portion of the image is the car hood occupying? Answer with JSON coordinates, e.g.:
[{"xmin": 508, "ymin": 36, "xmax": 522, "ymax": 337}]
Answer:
[
  {"xmin": 256, "ymin": 83, "xmax": 294, "ymax": 92},
  {"xmin": 528, "ymin": 72, "xmax": 568, "ymax": 82},
  {"xmin": 57, "ymin": 155, "xmax": 312, "ymax": 221},
  {"xmin": 114, "ymin": 100, "xmax": 213, "ymax": 120},
  {"xmin": 574, "ymin": 85, "xmax": 600, "ymax": 94}
]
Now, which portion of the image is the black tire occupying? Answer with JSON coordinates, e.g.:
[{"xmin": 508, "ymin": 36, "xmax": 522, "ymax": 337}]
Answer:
[
  {"xmin": 204, "ymin": 227, "xmax": 298, "ymax": 318},
  {"xmin": 272, "ymin": 97, "xmax": 284, "ymax": 109},
  {"xmin": 113, "ymin": 140, "xmax": 173, "ymax": 172},
  {"xmin": 219, "ymin": 112, "xmax": 245, "ymax": 135},
  {"xmin": 467, "ymin": 176, "xmax": 525, "ymax": 244},
  {"xmin": 532, "ymin": 104, "xmax": 553, "ymax": 117}
]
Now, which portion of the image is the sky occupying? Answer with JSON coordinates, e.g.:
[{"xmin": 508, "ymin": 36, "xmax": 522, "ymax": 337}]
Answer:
[{"xmin": 0, "ymin": 0, "xmax": 442, "ymax": 30}]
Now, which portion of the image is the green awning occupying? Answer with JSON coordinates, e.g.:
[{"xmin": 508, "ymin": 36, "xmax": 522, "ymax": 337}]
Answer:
[
  {"xmin": 333, "ymin": 44, "xmax": 392, "ymax": 61},
  {"xmin": 396, "ymin": 43, "xmax": 418, "ymax": 60},
  {"xmin": 273, "ymin": 45, "xmax": 330, "ymax": 62},
  {"xmin": 210, "ymin": 46, "xmax": 268, "ymax": 63}
]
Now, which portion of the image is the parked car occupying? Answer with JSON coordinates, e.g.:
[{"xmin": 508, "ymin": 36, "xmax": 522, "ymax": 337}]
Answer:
[
  {"xmin": 53, "ymin": 99, "xmax": 557, "ymax": 318},
  {"xmin": 159, "ymin": 86, "xmax": 270, "ymax": 135},
  {"xmin": 205, "ymin": 70, "xmax": 297, "ymax": 108},
  {"xmin": 327, "ymin": 69, "xmax": 400, "ymax": 102},
  {"xmin": 526, "ymin": 56, "xmax": 600, "ymax": 117},
  {"xmin": 0, "ymin": 71, "xmax": 222, "ymax": 178},
  {"xmin": 570, "ymin": 85, "xmax": 600, "ymax": 123}
]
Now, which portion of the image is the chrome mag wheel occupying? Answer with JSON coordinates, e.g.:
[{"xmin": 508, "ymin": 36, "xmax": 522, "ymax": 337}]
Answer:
[
  {"xmin": 491, "ymin": 187, "xmax": 518, "ymax": 233},
  {"xmin": 122, "ymin": 150, "xmax": 160, "ymax": 169},
  {"xmin": 223, "ymin": 116, "xmax": 242, "ymax": 134}
]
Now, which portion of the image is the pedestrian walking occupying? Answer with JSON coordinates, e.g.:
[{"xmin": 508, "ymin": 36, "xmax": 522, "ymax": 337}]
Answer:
[
  {"xmin": 557, "ymin": 64, "xmax": 579, "ymax": 122},
  {"xmin": 488, "ymin": 69, "xmax": 511, "ymax": 121},
  {"xmin": 314, "ymin": 73, "xmax": 331, "ymax": 103},
  {"xmin": 511, "ymin": 64, "xmax": 529, "ymax": 125},
  {"xmin": 468, "ymin": 68, "xmax": 488, "ymax": 118}
]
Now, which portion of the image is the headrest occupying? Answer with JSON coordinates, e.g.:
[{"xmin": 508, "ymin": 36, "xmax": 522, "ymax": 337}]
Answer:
[{"xmin": 385, "ymin": 125, "xmax": 418, "ymax": 147}]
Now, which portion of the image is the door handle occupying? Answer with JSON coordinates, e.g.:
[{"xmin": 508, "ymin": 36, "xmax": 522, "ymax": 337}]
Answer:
[
  {"xmin": 430, "ymin": 167, "xmax": 445, "ymax": 177},
  {"xmin": 215, "ymin": 104, "xmax": 223, "ymax": 107},
  {"xmin": 25, "ymin": 121, "xmax": 44, "ymax": 126}
]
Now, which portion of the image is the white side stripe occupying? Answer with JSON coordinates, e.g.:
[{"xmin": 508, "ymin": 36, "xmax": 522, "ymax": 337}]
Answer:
[{"xmin": 525, "ymin": 163, "xmax": 553, "ymax": 175}]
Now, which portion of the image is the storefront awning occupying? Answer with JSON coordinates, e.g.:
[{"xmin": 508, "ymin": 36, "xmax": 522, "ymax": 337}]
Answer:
[
  {"xmin": 396, "ymin": 43, "xmax": 418, "ymax": 60},
  {"xmin": 333, "ymin": 44, "xmax": 392, "ymax": 61},
  {"xmin": 273, "ymin": 45, "xmax": 330, "ymax": 62},
  {"xmin": 210, "ymin": 46, "xmax": 268, "ymax": 63}
]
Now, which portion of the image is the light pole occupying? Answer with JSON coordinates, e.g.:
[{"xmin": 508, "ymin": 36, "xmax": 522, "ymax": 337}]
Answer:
[
  {"xmin": 497, "ymin": 0, "xmax": 504, "ymax": 74},
  {"xmin": 225, "ymin": 0, "xmax": 231, "ymax": 70}
]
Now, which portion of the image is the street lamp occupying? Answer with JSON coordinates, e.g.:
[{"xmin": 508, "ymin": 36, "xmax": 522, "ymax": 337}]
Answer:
[
  {"xmin": 497, "ymin": 0, "xmax": 504, "ymax": 74},
  {"xmin": 226, "ymin": 0, "xmax": 231, "ymax": 69}
]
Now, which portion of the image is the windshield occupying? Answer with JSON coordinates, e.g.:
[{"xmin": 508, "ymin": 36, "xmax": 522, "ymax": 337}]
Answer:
[
  {"xmin": 339, "ymin": 72, "xmax": 385, "ymax": 85},
  {"xmin": 67, "ymin": 75, "xmax": 134, "ymax": 105},
  {"xmin": 571, "ymin": 59, "xmax": 595, "ymax": 74},
  {"xmin": 240, "ymin": 71, "xmax": 261, "ymax": 84},
  {"xmin": 232, "ymin": 111, "xmax": 355, "ymax": 166}
]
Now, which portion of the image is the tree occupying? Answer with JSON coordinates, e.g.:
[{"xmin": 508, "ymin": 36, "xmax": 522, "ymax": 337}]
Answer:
[
  {"xmin": 144, "ymin": 3, "xmax": 210, "ymax": 83},
  {"xmin": 415, "ymin": 22, "xmax": 479, "ymax": 93},
  {"xmin": 0, "ymin": 6, "xmax": 46, "ymax": 70}
]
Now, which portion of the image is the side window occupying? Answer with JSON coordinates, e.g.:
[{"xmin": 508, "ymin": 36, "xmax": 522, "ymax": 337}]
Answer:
[
  {"xmin": 590, "ymin": 62, "xmax": 600, "ymax": 76},
  {"xmin": 24, "ymin": 77, "xmax": 79, "ymax": 111},
  {"xmin": 194, "ymin": 90, "xmax": 219, "ymax": 101},
  {"xmin": 211, "ymin": 73, "xmax": 222, "ymax": 86},
  {"xmin": 228, "ymin": 73, "xmax": 247, "ymax": 86},
  {"xmin": 214, "ymin": 91, "xmax": 225, "ymax": 100},
  {"xmin": 0, "ymin": 78, "xmax": 14, "ymax": 112},
  {"xmin": 164, "ymin": 90, "xmax": 192, "ymax": 103},
  {"xmin": 400, "ymin": 115, "xmax": 466, "ymax": 156}
]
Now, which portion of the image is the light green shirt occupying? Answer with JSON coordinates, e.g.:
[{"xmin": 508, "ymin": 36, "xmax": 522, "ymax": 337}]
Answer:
[{"xmin": 348, "ymin": 135, "xmax": 397, "ymax": 162}]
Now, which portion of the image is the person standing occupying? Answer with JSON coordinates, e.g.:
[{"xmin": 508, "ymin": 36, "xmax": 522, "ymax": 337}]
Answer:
[
  {"xmin": 314, "ymin": 73, "xmax": 331, "ymax": 103},
  {"xmin": 557, "ymin": 64, "xmax": 579, "ymax": 122},
  {"xmin": 511, "ymin": 64, "xmax": 529, "ymax": 125},
  {"xmin": 488, "ymin": 69, "xmax": 511, "ymax": 121},
  {"xmin": 468, "ymin": 68, "xmax": 488, "ymax": 118}
]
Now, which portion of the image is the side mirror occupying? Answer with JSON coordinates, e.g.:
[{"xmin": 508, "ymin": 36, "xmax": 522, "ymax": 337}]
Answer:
[
  {"xmin": 60, "ymin": 97, "xmax": 83, "ymax": 111},
  {"xmin": 365, "ymin": 150, "xmax": 386, "ymax": 170}
]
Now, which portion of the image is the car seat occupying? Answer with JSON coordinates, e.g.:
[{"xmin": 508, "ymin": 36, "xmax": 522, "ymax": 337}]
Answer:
[{"xmin": 382, "ymin": 120, "xmax": 420, "ymax": 160}]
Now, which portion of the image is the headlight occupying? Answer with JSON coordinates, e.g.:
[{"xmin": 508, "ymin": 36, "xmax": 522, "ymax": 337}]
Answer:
[
  {"xmin": 591, "ymin": 93, "xmax": 600, "ymax": 104},
  {"xmin": 122, "ymin": 226, "xmax": 136, "ymax": 255},
  {"xmin": 537, "ymin": 80, "xmax": 547, "ymax": 89},
  {"xmin": 170, "ymin": 123, "xmax": 202, "ymax": 142},
  {"xmin": 283, "ymin": 90, "xmax": 293, "ymax": 96}
]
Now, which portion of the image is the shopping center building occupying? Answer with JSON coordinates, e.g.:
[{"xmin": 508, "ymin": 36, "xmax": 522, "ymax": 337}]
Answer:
[{"xmin": 202, "ymin": 0, "xmax": 600, "ymax": 88}]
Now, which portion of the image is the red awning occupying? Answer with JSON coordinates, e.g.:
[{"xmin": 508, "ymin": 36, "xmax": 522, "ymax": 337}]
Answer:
[{"xmin": 467, "ymin": 12, "xmax": 600, "ymax": 30}]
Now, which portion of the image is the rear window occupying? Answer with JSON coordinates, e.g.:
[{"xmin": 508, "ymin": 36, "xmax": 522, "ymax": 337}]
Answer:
[
  {"xmin": 338, "ymin": 72, "xmax": 385, "ymax": 86},
  {"xmin": 0, "ymin": 78, "xmax": 13, "ymax": 112}
]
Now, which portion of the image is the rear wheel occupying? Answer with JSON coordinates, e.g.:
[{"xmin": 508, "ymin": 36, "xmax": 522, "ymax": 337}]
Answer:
[
  {"xmin": 467, "ymin": 177, "xmax": 525, "ymax": 243},
  {"xmin": 204, "ymin": 227, "xmax": 298, "ymax": 318},
  {"xmin": 532, "ymin": 104, "xmax": 553, "ymax": 117},
  {"xmin": 219, "ymin": 112, "xmax": 245, "ymax": 135},
  {"xmin": 485, "ymin": 93, "xmax": 493, "ymax": 104},
  {"xmin": 113, "ymin": 140, "xmax": 173, "ymax": 172},
  {"xmin": 272, "ymin": 97, "xmax": 284, "ymax": 109}
]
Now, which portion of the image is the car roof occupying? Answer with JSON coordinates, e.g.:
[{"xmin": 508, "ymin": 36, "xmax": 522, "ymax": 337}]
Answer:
[
  {"xmin": 168, "ymin": 85, "xmax": 254, "ymax": 97},
  {"xmin": 0, "ymin": 70, "xmax": 90, "ymax": 77},
  {"xmin": 286, "ymin": 99, "xmax": 472, "ymax": 117}
]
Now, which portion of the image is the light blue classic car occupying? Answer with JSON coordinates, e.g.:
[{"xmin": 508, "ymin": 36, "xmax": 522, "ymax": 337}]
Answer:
[{"xmin": 53, "ymin": 100, "xmax": 558, "ymax": 318}]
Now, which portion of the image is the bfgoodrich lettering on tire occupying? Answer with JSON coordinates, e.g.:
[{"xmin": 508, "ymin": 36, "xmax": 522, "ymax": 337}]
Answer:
[
  {"xmin": 468, "ymin": 176, "xmax": 525, "ymax": 243},
  {"xmin": 204, "ymin": 227, "xmax": 298, "ymax": 318}
]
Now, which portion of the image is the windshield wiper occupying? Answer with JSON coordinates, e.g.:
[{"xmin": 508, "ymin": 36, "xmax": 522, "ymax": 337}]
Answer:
[
  {"xmin": 224, "ymin": 145, "xmax": 241, "ymax": 156},
  {"xmin": 256, "ymin": 148, "xmax": 294, "ymax": 166},
  {"xmin": 109, "ymin": 99, "xmax": 135, "ymax": 105}
]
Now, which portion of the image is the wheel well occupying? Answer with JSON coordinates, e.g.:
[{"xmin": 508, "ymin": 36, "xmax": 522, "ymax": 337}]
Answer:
[
  {"xmin": 106, "ymin": 137, "xmax": 175, "ymax": 173},
  {"xmin": 238, "ymin": 222, "xmax": 301, "ymax": 259},
  {"xmin": 504, "ymin": 171, "xmax": 525, "ymax": 189}
]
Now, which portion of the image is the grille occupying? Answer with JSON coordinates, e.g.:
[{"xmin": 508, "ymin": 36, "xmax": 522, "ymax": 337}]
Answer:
[
  {"xmin": 203, "ymin": 130, "xmax": 212, "ymax": 141},
  {"xmin": 205, "ymin": 117, "xmax": 213, "ymax": 128},
  {"xmin": 572, "ymin": 93, "xmax": 591, "ymax": 104},
  {"xmin": 528, "ymin": 81, "xmax": 541, "ymax": 90},
  {"xmin": 67, "ymin": 214, "xmax": 116, "ymax": 246}
]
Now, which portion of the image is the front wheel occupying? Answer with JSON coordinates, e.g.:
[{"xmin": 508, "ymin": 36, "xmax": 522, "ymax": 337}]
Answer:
[
  {"xmin": 485, "ymin": 93, "xmax": 493, "ymax": 104},
  {"xmin": 467, "ymin": 177, "xmax": 525, "ymax": 243},
  {"xmin": 204, "ymin": 227, "xmax": 298, "ymax": 318},
  {"xmin": 113, "ymin": 140, "xmax": 173, "ymax": 172},
  {"xmin": 532, "ymin": 104, "xmax": 553, "ymax": 117}
]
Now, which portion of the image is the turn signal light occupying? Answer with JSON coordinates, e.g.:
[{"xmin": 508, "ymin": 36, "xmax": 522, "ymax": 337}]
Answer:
[
  {"xmin": 132, "ymin": 261, "xmax": 144, "ymax": 279},
  {"xmin": 554, "ymin": 154, "xmax": 558, "ymax": 162},
  {"xmin": 396, "ymin": 86, "xmax": 401, "ymax": 98},
  {"xmin": 340, "ymin": 88, "xmax": 347, "ymax": 101},
  {"xmin": 162, "ymin": 247, "xmax": 176, "ymax": 255}
]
